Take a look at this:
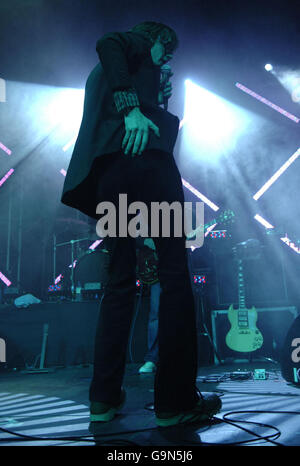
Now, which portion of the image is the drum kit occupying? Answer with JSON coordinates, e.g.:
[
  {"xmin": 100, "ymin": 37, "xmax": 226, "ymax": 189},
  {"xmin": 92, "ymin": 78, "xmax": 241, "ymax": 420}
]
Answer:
[
  {"xmin": 51, "ymin": 216, "xmax": 161, "ymax": 302},
  {"xmin": 52, "ymin": 217, "xmax": 109, "ymax": 301}
]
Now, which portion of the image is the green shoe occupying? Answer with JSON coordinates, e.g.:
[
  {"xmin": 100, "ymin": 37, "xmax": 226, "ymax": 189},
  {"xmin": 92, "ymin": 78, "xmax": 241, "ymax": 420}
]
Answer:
[
  {"xmin": 155, "ymin": 391, "xmax": 222, "ymax": 427},
  {"xmin": 90, "ymin": 388, "xmax": 126, "ymax": 422},
  {"xmin": 139, "ymin": 361, "xmax": 157, "ymax": 373}
]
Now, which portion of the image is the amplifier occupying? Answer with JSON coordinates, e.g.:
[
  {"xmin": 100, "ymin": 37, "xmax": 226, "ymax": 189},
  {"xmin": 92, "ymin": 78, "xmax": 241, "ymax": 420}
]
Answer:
[
  {"xmin": 211, "ymin": 306, "xmax": 298, "ymax": 364},
  {"xmin": 212, "ymin": 247, "xmax": 289, "ymax": 307}
]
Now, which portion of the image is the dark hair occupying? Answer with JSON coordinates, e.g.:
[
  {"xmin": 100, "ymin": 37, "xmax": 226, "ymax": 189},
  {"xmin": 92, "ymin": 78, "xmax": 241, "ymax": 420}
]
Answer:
[{"xmin": 129, "ymin": 21, "xmax": 179, "ymax": 53}]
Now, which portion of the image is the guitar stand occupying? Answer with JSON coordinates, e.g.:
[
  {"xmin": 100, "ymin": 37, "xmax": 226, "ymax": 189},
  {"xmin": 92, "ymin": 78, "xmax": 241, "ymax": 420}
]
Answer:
[
  {"xmin": 194, "ymin": 285, "xmax": 223, "ymax": 365},
  {"xmin": 21, "ymin": 323, "xmax": 55, "ymax": 374}
]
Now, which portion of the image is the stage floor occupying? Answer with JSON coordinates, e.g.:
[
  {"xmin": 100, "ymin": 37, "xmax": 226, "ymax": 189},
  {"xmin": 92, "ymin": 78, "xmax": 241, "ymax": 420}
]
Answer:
[{"xmin": 0, "ymin": 362, "xmax": 299, "ymax": 446}]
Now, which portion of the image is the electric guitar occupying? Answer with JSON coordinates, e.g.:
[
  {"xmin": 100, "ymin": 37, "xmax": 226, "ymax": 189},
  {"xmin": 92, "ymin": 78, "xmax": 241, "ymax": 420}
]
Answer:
[
  {"xmin": 137, "ymin": 209, "xmax": 235, "ymax": 285},
  {"xmin": 225, "ymin": 256, "xmax": 264, "ymax": 352}
]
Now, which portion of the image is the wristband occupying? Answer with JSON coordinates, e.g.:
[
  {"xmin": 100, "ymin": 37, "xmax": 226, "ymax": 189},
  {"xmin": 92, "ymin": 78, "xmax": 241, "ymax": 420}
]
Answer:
[{"xmin": 113, "ymin": 87, "xmax": 140, "ymax": 114}]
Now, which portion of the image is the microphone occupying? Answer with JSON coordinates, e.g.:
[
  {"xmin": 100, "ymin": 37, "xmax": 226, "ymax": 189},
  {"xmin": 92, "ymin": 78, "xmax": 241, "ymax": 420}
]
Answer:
[{"xmin": 160, "ymin": 64, "xmax": 172, "ymax": 111}]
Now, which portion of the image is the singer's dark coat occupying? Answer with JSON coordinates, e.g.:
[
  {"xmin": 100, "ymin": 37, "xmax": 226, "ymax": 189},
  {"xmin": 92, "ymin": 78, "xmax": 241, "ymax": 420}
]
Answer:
[{"xmin": 61, "ymin": 30, "xmax": 180, "ymax": 219}]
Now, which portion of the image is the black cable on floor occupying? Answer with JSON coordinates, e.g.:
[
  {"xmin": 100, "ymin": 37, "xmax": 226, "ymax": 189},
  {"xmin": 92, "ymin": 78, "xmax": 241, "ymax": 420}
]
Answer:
[
  {"xmin": 0, "ymin": 409, "xmax": 292, "ymax": 446},
  {"xmin": 214, "ymin": 414, "xmax": 283, "ymax": 446}
]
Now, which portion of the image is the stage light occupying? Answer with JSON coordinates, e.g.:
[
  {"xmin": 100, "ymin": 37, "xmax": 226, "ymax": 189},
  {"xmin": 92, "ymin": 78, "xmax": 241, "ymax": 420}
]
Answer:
[
  {"xmin": 193, "ymin": 274, "xmax": 206, "ymax": 284},
  {"xmin": 53, "ymin": 238, "xmax": 103, "ymax": 290},
  {"xmin": 0, "ymin": 168, "xmax": 14, "ymax": 187},
  {"xmin": 44, "ymin": 87, "xmax": 84, "ymax": 131},
  {"xmin": 253, "ymin": 148, "xmax": 300, "ymax": 200},
  {"xmin": 181, "ymin": 178, "xmax": 219, "ymax": 211},
  {"xmin": 68, "ymin": 260, "xmax": 78, "ymax": 269},
  {"xmin": 183, "ymin": 80, "xmax": 251, "ymax": 159},
  {"xmin": 254, "ymin": 216, "xmax": 300, "ymax": 256},
  {"xmin": 205, "ymin": 223, "xmax": 218, "ymax": 237},
  {"xmin": 60, "ymin": 169, "xmax": 67, "ymax": 177},
  {"xmin": 209, "ymin": 230, "xmax": 227, "ymax": 239},
  {"xmin": 54, "ymin": 274, "xmax": 63, "ymax": 285},
  {"xmin": 189, "ymin": 224, "xmax": 218, "ymax": 251},
  {"xmin": 0, "ymin": 271, "xmax": 11, "ymax": 287},
  {"xmin": 273, "ymin": 68, "xmax": 300, "ymax": 103},
  {"xmin": 0, "ymin": 141, "xmax": 11, "ymax": 155},
  {"xmin": 265, "ymin": 64, "xmax": 273, "ymax": 72},
  {"xmin": 280, "ymin": 236, "xmax": 300, "ymax": 254},
  {"xmin": 63, "ymin": 135, "xmax": 77, "ymax": 152},
  {"xmin": 254, "ymin": 214, "xmax": 274, "ymax": 229},
  {"xmin": 236, "ymin": 82, "xmax": 300, "ymax": 123},
  {"xmin": 89, "ymin": 240, "xmax": 103, "ymax": 250},
  {"xmin": 179, "ymin": 118, "xmax": 186, "ymax": 130}
]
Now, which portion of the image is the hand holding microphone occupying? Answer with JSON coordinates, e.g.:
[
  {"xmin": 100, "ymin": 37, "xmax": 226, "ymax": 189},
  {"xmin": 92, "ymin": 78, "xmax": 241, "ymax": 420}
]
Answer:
[{"xmin": 159, "ymin": 64, "xmax": 174, "ymax": 110}]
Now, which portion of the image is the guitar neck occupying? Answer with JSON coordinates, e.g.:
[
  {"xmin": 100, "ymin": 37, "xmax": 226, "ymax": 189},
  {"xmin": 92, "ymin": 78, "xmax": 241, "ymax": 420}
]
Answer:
[
  {"xmin": 185, "ymin": 209, "xmax": 234, "ymax": 240},
  {"xmin": 186, "ymin": 218, "xmax": 218, "ymax": 240},
  {"xmin": 237, "ymin": 259, "xmax": 248, "ymax": 327}
]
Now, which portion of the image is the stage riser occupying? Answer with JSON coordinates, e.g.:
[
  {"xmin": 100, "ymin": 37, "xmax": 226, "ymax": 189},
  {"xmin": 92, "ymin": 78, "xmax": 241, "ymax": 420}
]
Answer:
[
  {"xmin": 0, "ymin": 297, "xmax": 213, "ymax": 369},
  {"xmin": 0, "ymin": 300, "xmax": 150, "ymax": 368}
]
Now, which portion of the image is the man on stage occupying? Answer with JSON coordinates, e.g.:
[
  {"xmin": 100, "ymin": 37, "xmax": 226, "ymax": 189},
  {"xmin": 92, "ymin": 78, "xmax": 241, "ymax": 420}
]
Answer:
[{"xmin": 61, "ymin": 21, "xmax": 221, "ymax": 427}]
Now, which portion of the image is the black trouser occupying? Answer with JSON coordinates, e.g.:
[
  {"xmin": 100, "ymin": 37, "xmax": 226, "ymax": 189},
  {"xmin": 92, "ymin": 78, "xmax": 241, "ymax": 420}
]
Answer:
[{"xmin": 89, "ymin": 149, "xmax": 199, "ymax": 413}]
